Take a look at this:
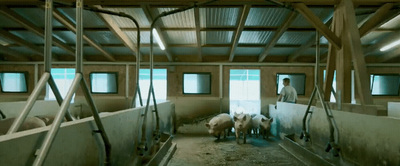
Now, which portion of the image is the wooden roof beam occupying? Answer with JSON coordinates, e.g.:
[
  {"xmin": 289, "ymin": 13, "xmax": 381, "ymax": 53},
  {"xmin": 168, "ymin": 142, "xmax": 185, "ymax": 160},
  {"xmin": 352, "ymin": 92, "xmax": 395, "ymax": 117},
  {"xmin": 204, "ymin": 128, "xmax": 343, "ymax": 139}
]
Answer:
[
  {"xmin": 359, "ymin": 3, "xmax": 395, "ymax": 37},
  {"xmin": 0, "ymin": 28, "xmax": 43, "ymax": 56},
  {"xmin": 194, "ymin": 7, "xmax": 202, "ymax": 61},
  {"xmin": 293, "ymin": 3, "xmax": 342, "ymax": 49},
  {"xmin": 258, "ymin": 11, "xmax": 298, "ymax": 62},
  {"xmin": 229, "ymin": 5, "xmax": 251, "ymax": 62},
  {"xmin": 0, "ymin": 45, "xmax": 30, "ymax": 61},
  {"xmin": 0, "ymin": 6, "xmax": 75, "ymax": 56},
  {"xmin": 53, "ymin": 9, "xmax": 116, "ymax": 61},
  {"xmin": 94, "ymin": 5, "xmax": 138, "ymax": 59},
  {"xmin": 141, "ymin": 4, "xmax": 174, "ymax": 62}
]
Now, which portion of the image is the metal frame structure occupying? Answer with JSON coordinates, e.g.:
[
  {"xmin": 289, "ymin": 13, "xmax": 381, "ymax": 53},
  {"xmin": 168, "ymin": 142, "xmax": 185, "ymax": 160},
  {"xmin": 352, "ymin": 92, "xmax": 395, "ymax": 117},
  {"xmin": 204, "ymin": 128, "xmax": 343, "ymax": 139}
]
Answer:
[
  {"xmin": 5, "ymin": 0, "xmax": 112, "ymax": 165},
  {"xmin": 137, "ymin": 0, "xmax": 217, "ymax": 156},
  {"xmin": 300, "ymin": 31, "xmax": 340, "ymax": 156}
]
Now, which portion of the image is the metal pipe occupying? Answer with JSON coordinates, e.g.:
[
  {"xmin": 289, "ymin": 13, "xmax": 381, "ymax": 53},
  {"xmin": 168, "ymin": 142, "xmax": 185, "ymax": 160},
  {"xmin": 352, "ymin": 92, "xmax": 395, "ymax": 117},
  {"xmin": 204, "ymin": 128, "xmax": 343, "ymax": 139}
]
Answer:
[
  {"xmin": 80, "ymin": 75, "xmax": 112, "ymax": 165},
  {"xmin": 76, "ymin": 0, "xmax": 83, "ymax": 73},
  {"xmin": 44, "ymin": 0, "xmax": 52, "ymax": 72},
  {"xmin": 302, "ymin": 87, "xmax": 316, "ymax": 135},
  {"xmin": 33, "ymin": 74, "xmax": 82, "ymax": 166},
  {"xmin": 315, "ymin": 31, "xmax": 320, "ymax": 86},
  {"xmin": 316, "ymin": 86, "xmax": 335, "ymax": 143},
  {"xmin": 48, "ymin": 75, "xmax": 74, "ymax": 121},
  {"xmin": 7, "ymin": 72, "xmax": 50, "ymax": 134}
]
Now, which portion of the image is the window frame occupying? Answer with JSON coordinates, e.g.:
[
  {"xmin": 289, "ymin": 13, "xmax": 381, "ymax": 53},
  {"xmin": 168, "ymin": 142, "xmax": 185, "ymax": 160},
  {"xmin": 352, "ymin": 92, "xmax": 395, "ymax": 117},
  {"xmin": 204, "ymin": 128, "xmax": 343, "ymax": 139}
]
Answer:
[
  {"xmin": 370, "ymin": 73, "xmax": 400, "ymax": 96},
  {"xmin": 89, "ymin": 72, "xmax": 119, "ymax": 94},
  {"xmin": 0, "ymin": 71, "xmax": 28, "ymax": 93},
  {"xmin": 276, "ymin": 73, "xmax": 306, "ymax": 95},
  {"xmin": 182, "ymin": 72, "xmax": 212, "ymax": 95}
]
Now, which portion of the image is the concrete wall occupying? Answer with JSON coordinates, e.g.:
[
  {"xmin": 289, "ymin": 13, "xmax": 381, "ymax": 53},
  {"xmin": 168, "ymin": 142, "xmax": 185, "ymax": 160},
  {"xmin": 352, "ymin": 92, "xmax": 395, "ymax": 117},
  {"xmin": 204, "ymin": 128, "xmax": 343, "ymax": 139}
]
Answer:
[
  {"xmin": 0, "ymin": 101, "xmax": 174, "ymax": 166},
  {"xmin": 270, "ymin": 102, "xmax": 400, "ymax": 165},
  {"xmin": 388, "ymin": 102, "xmax": 400, "ymax": 118}
]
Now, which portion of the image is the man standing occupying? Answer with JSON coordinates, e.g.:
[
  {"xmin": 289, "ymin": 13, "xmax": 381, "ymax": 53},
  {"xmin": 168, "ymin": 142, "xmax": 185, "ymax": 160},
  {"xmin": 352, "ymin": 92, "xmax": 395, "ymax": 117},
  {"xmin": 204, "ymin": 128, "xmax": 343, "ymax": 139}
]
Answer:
[{"xmin": 277, "ymin": 78, "xmax": 298, "ymax": 104}]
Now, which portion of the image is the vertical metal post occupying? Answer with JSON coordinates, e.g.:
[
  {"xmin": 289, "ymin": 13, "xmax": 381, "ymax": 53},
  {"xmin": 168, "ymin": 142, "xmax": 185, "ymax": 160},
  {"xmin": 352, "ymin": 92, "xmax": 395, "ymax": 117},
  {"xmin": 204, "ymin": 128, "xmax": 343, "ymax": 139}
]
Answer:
[
  {"xmin": 44, "ymin": 0, "xmax": 52, "ymax": 73},
  {"xmin": 34, "ymin": 64, "xmax": 38, "ymax": 86},
  {"xmin": 76, "ymin": 0, "xmax": 83, "ymax": 74},
  {"xmin": 126, "ymin": 64, "xmax": 129, "ymax": 99},
  {"xmin": 219, "ymin": 64, "xmax": 223, "ymax": 113},
  {"xmin": 33, "ymin": 74, "xmax": 82, "ymax": 166},
  {"xmin": 315, "ymin": 31, "xmax": 320, "ymax": 86}
]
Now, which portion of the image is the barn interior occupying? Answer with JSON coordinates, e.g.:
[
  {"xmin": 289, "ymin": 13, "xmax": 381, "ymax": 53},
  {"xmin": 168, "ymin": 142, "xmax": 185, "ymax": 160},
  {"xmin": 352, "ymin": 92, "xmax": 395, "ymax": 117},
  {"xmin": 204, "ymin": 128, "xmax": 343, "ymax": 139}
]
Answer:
[{"xmin": 0, "ymin": 0, "xmax": 399, "ymax": 165}]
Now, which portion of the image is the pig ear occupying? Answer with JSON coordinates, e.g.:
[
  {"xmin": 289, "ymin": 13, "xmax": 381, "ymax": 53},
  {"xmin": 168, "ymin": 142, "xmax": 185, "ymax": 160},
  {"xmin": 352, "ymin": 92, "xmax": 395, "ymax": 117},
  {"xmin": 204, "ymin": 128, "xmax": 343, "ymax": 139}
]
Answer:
[
  {"xmin": 233, "ymin": 116, "xmax": 238, "ymax": 122},
  {"xmin": 243, "ymin": 116, "xmax": 246, "ymax": 121},
  {"xmin": 261, "ymin": 118, "xmax": 266, "ymax": 122},
  {"xmin": 214, "ymin": 123, "xmax": 218, "ymax": 127},
  {"xmin": 205, "ymin": 123, "xmax": 210, "ymax": 128},
  {"xmin": 270, "ymin": 118, "xmax": 273, "ymax": 123}
]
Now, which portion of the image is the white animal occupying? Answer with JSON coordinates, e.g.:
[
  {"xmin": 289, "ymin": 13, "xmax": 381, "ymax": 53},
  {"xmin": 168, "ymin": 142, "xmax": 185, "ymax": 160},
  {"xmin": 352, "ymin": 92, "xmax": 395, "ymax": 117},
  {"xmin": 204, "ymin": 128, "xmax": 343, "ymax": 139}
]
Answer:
[
  {"xmin": 0, "ymin": 117, "xmax": 46, "ymax": 135},
  {"xmin": 233, "ymin": 113, "xmax": 252, "ymax": 144},
  {"xmin": 251, "ymin": 115, "xmax": 273, "ymax": 139},
  {"xmin": 205, "ymin": 113, "xmax": 234, "ymax": 140}
]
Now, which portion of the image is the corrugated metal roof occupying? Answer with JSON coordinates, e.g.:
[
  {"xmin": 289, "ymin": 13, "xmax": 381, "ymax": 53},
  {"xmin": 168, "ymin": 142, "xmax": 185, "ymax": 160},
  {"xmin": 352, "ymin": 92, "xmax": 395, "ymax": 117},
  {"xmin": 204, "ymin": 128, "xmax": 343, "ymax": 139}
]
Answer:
[
  {"xmin": 291, "ymin": 8, "xmax": 333, "ymax": 27},
  {"xmin": 56, "ymin": 8, "xmax": 107, "ymax": 28},
  {"xmin": 361, "ymin": 31, "xmax": 391, "ymax": 45},
  {"xmin": 202, "ymin": 47, "xmax": 230, "ymax": 56},
  {"xmin": 169, "ymin": 47, "xmax": 198, "ymax": 55},
  {"xmin": 155, "ymin": 8, "xmax": 195, "ymax": 28},
  {"xmin": 103, "ymin": 47, "xmax": 133, "ymax": 56},
  {"xmin": 12, "ymin": 8, "xmax": 63, "ymax": 27},
  {"xmin": 234, "ymin": 47, "xmax": 263, "ymax": 56},
  {"xmin": 10, "ymin": 31, "xmax": 44, "ymax": 44},
  {"xmin": 200, "ymin": 7, "xmax": 240, "ymax": 28},
  {"xmin": 103, "ymin": 8, "xmax": 150, "ymax": 28},
  {"xmin": 0, "ymin": 36, "xmax": 15, "ymax": 45},
  {"xmin": 302, "ymin": 47, "xmax": 329, "ymax": 56},
  {"xmin": 239, "ymin": 31, "xmax": 274, "ymax": 44},
  {"xmin": 83, "ymin": 47, "xmax": 102, "ymax": 56},
  {"xmin": 124, "ymin": 31, "xmax": 150, "ymax": 44},
  {"xmin": 140, "ymin": 47, "xmax": 166, "ymax": 56},
  {"xmin": 245, "ymin": 8, "xmax": 290, "ymax": 27},
  {"xmin": 9, "ymin": 46, "xmax": 36, "ymax": 55},
  {"xmin": 162, "ymin": 31, "xmax": 196, "ymax": 44},
  {"xmin": 84, "ymin": 31, "xmax": 123, "ymax": 44},
  {"xmin": 268, "ymin": 47, "xmax": 297, "ymax": 56},
  {"xmin": 53, "ymin": 31, "xmax": 78, "ymax": 44},
  {"xmin": 201, "ymin": 31, "xmax": 233, "ymax": 45},
  {"xmin": 380, "ymin": 14, "xmax": 400, "ymax": 29},
  {"xmin": 52, "ymin": 46, "xmax": 70, "ymax": 55},
  {"xmin": 277, "ymin": 32, "xmax": 315, "ymax": 45},
  {"xmin": 0, "ymin": 14, "xmax": 23, "ymax": 28}
]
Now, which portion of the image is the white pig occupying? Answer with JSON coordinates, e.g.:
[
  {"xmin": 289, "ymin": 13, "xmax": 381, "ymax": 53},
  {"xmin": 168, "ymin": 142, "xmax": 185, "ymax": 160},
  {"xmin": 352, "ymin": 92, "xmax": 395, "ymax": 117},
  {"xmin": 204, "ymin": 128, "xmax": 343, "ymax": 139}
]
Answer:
[
  {"xmin": 233, "ymin": 113, "xmax": 252, "ymax": 144},
  {"xmin": 205, "ymin": 113, "xmax": 234, "ymax": 140},
  {"xmin": 0, "ymin": 117, "xmax": 46, "ymax": 135},
  {"xmin": 251, "ymin": 114, "xmax": 273, "ymax": 139}
]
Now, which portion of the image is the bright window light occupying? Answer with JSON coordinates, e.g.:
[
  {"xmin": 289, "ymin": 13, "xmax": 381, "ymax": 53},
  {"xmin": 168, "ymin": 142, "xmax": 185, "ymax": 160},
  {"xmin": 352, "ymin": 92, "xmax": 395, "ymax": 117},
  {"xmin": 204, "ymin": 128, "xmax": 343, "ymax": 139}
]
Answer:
[
  {"xmin": 152, "ymin": 29, "xmax": 165, "ymax": 50},
  {"xmin": 380, "ymin": 40, "xmax": 400, "ymax": 52}
]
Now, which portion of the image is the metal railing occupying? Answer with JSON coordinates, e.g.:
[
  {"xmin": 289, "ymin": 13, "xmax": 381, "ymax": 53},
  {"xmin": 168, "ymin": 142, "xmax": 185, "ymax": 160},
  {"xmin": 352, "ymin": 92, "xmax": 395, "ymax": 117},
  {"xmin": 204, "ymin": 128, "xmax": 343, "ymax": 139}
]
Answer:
[{"xmin": 300, "ymin": 31, "xmax": 340, "ymax": 156}]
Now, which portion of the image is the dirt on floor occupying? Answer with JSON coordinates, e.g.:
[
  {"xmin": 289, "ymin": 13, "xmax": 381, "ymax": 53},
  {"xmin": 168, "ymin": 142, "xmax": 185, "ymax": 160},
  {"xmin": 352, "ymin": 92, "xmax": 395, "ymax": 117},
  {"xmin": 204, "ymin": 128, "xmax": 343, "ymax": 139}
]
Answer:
[{"xmin": 167, "ymin": 134, "xmax": 305, "ymax": 166}]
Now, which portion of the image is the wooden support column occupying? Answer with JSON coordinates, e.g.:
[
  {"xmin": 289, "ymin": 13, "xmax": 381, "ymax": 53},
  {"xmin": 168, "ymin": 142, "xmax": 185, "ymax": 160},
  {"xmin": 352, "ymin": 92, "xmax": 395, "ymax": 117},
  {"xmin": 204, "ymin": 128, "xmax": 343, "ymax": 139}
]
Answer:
[
  {"xmin": 194, "ymin": 7, "xmax": 202, "ymax": 61},
  {"xmin": 358, "ymin": 3, "xmax": 394, "ymax": 37},
  {"xmin": 341, "ymin": 0, "xmax": 373, "ymax": 105}
]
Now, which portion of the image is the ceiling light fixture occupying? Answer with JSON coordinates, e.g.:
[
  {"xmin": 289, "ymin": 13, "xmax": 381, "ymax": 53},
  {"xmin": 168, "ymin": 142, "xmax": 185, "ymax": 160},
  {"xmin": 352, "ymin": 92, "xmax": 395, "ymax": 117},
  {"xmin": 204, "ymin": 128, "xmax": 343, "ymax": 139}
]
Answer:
[
  {"xmin": 152, "ymin": 29, "xmax": 165, "ymax": 50},
  {"xmin": 380, "ymin": 39, "xmax": 400, "ymax": 52}
]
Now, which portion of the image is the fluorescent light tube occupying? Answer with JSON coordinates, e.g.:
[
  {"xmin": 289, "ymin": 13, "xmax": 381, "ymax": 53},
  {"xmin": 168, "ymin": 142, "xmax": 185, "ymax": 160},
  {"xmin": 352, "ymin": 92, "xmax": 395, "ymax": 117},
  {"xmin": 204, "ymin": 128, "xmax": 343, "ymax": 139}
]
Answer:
[
  {"xmin": 152, "ymin": 29, "xmax": 165, "ymax": 50},
  {"xmin": 380, "ymin": 40, "xmax": 400, "ymax": 52}
]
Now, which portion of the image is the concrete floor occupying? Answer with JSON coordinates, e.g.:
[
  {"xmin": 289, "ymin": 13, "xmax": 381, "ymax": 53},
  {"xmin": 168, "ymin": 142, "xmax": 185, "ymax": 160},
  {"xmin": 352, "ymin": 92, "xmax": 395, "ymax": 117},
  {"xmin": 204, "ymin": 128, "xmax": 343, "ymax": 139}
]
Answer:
[{"xmin": 167, "ymin": 134, "xmax": 305, "ymax": 166}]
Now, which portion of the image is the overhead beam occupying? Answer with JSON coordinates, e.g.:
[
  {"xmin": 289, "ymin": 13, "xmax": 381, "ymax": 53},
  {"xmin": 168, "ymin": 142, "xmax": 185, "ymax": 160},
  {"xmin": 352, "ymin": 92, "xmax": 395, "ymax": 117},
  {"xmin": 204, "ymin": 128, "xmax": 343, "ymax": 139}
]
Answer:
[
  {"xmin": 0, "ymin": 28, "xmax": 43, "ymax": 56},
  {"xmin": 0, "ymin": 45, "xmax": 30, "ymax": 61},
  {"xmin": 288, "ymin": 34, "xmax": 317, "ymax": 62},
  {"xmin": 359, "ymin": 3, "xmax": 395, "ymax": 37},
  {"xmin": 194, "ymin": 7, "xmax": 202, "ymax": 61},
  {"xmin": 293, "ymin": 3, "xmax": 342, "ymax": 49},
  {"xmin": 141, "ymin": 4, "xmax": 174, "ymax": 62},
  {"xmin": 258, "ymin": 11, "xmax": 298, "ymax": 62},
  {"xmin": 94, "ymin": 5, "xmax": 138, "ymax": 59},
  {"xmin": 364, "ymin": 30, "xmax": 400, "ymax": 56},
  {"xmin": 0, "ymin": 6, "xmax": 75, "ymax": 56},
  {"xmin": 53, "ymin": 9, "xmax": 116, "ymax": 61},
  {"xmin": 377, "ymin": 46, "xmax": 400, "ymax": 62},
  {"xmin": 229, "ymin": 5, "xmax": 251, "ymax": 62}
]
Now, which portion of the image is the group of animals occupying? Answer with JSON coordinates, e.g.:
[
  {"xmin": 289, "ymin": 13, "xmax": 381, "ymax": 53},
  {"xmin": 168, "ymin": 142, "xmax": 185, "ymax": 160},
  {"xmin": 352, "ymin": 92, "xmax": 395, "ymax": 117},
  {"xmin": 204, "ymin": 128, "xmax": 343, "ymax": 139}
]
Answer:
[{"xmin": 205, "ymin": 113, "xmax": 273, "ymax": 144}]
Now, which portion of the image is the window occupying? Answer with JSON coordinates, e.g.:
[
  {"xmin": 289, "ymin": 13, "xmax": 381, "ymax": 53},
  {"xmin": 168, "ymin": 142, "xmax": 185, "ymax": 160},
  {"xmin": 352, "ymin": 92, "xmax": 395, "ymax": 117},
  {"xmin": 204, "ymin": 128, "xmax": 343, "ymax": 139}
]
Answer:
[
  {"xmin": 276, "ymin": 73, "xmax": 306, "ymax": 95},
  {"xmin": 0, "ymin": 72, "xmax": 28, "ymax": 93},
  {"xmin": 229, "ymin": 69, "xmax": 260, "ymax": 115},
  {"xmin": 46, "ymin": 68, "xmax": 75, "ymax": 102},
  {"xmin": 90, "ymin": 72, "xmax": 118, "ymax": 94},
  {"xmin": 183, "ymin": 73, "xmax": 211, "ymax": 94},
  {"xmin": 370, "ymin": 74, "xmax": 400, "ymax": 96},
  {"xmin": 136, "ymin": 69, "xmax": 167, "ymax": 106}
]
